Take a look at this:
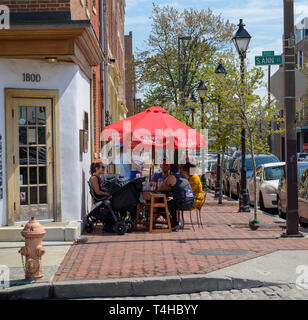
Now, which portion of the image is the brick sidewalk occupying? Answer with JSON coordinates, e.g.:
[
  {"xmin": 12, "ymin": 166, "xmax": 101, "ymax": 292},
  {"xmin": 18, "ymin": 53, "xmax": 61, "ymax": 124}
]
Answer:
[{"xmin": 53, "ymin": 193, "xmax": 308, "ymax": 282}]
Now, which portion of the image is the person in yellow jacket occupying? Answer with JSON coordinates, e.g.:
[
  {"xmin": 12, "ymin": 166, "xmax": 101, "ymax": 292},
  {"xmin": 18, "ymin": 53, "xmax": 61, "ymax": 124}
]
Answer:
[{"xmin": 181, "ymin": 163, "xmax": 205, "ymax": 210}]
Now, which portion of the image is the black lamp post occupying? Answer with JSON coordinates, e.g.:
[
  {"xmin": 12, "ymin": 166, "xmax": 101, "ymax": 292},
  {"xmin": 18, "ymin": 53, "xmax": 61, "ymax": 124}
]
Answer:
[
  {"xmin": 232, "ymin": 19, "xmax": 251, "ymax": 213},
  {"xmin": 214, "ymin": 62, "xmax": 227, "ymax": 199},
  {"xmin": 197, "ymin": 80, "xmax": 207, "ymax": 130},
  {"xmin": 197, "ymin": 80, "xmax": 207, "ymax": 180}
]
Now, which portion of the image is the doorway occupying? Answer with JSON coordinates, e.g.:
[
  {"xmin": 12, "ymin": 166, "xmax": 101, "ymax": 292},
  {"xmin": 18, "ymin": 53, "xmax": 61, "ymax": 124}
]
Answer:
[{"xmin": 5, "ymin": 90, "xmax": 60, "ymax": 225}]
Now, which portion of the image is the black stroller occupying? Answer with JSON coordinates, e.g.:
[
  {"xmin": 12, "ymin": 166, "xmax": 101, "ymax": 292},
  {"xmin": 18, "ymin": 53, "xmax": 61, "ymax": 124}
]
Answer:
[{"xmin": 85, "ymin": 176, "xmax": 145, "ymax": 235}]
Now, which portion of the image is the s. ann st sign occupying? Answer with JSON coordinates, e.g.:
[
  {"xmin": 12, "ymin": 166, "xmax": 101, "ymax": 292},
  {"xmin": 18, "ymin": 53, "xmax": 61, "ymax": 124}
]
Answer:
[
  {"xmin": 22, "ymin": 73, "xmax": 41, "ymax": 83},
  {"xmin": 255, "ymin": 55, "xmax": 282, "ymax": 66}
]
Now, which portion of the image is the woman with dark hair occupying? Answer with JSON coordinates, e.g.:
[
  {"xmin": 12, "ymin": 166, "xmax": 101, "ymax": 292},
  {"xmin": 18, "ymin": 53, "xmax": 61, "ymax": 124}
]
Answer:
[
  {"xmin": 159, "ymin": 164, "xmax": 194, "ymax": 231},
  {"xmin": 89, "ymin": 161, "xmax": 110, "ymax": 201},
  {"xmin": 181, "ymin": 163, "xmax": 205, "ymax": 210}
]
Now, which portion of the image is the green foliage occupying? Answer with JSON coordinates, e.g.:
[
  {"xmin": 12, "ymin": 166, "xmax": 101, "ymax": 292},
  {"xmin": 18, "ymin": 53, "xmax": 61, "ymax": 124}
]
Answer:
[{"xmin": 134, "ymin": 3, "xmax": 234, "ymax": 113}]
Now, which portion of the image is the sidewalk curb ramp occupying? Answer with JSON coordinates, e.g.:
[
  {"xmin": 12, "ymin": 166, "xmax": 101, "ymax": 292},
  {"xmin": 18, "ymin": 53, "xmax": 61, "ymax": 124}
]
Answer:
[{"xmin": 0, "ymin": 275, "xmax": 281, "ymax": 300}]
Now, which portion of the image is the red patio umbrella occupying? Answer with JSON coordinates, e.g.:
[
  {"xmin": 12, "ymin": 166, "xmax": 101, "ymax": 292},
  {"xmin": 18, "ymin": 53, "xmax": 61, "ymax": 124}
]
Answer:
[{"xmin": 102, "ymin": 106, "xmax": 207, "ymax": 150}]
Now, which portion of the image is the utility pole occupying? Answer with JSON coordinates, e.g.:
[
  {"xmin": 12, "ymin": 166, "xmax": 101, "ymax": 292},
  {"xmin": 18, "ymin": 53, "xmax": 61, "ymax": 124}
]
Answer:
[
  {"xmin": 268, "ymin": 65, "xmax": 272, "ymax": 153},
  {"xmin": 282, "ymin": 0, "xmax": 302, "ymax": 237}
]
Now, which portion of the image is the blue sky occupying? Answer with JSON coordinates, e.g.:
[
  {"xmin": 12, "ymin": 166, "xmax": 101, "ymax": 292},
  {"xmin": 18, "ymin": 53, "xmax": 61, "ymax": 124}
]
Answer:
[{"xmin": 124, "ymin": 0, "xmax": 308, "ymax": 99}]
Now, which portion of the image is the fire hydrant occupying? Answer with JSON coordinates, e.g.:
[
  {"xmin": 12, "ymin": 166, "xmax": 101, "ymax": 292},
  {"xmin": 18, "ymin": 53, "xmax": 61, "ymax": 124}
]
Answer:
[{"xmin": 19, "ymin": 217, "xmax": 46, "ymax": 280}]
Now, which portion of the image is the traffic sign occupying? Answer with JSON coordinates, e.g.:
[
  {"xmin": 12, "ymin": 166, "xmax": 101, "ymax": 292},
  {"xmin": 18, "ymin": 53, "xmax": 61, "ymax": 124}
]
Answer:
[
  {"xmin": 270, "ymin": 66, "xmax": 307, "ymax": 101},
  {"xmin": 255, "ymin": 55, "xmax": 282, "ymax": 66},
  {"xmin": 262, "ymin": 51, "xmax": 274, "ymax": 57}
]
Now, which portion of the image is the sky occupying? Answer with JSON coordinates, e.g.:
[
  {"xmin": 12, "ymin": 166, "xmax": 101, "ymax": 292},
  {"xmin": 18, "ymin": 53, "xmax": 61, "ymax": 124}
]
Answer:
[{"xmin": 124, "ymin": 0, "xmax": 308, "ymax": 100}]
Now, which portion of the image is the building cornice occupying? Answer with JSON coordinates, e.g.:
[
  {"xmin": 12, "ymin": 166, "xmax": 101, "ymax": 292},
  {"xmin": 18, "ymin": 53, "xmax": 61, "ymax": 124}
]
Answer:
[{"xmin": 0, "ymin": 21, "xmax": 104, "ymax": 79}]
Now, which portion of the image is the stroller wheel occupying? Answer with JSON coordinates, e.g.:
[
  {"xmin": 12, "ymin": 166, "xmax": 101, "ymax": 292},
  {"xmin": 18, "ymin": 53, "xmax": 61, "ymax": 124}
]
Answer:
[
  {"xmin": 85, "ymin": 222, "xmax": 94, "ymax": 233},
  {"xmin": 113, "ymin": 222, "xmax": 126, "ymax": 235},
  {"xmin": 125, "ymin": 219, "xmax": 135, "ymax": 233}
]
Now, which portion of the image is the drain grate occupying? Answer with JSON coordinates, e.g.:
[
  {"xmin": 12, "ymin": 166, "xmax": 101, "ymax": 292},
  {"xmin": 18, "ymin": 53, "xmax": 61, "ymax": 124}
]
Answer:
[{"xmin": 189, "ymin": 249, "xmax": 256, "ymax": 256}]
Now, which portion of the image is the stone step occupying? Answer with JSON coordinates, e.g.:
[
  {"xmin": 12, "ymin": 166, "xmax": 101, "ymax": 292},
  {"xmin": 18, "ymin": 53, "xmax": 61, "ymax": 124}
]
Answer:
[{"xmin": 0, "ymin": 221, "xmax": 81, "ymax": 242}]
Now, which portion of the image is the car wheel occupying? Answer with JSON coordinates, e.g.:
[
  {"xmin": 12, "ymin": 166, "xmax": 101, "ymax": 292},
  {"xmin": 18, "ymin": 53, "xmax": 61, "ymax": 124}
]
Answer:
[
  {"xmin": 277, "ymin": 197, "xmax": 286, "ymax": 219},
  {"xmin": 259, "ymin": 192, "xmax": 265, "ymax": 211}
]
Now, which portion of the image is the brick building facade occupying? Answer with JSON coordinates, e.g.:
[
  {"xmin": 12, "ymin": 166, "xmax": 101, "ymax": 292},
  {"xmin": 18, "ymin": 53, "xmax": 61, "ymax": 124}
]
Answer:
[
  {"xmin": 103, "ymin": 0, "xmax": 127, "ymax": 125},
  {"xmin": 295, "ymin": 17, "xmax": 308, "ymax": 153},
  {"xmin": 125, "ymin": 31, "xmax": 136, "ymax": 117}
]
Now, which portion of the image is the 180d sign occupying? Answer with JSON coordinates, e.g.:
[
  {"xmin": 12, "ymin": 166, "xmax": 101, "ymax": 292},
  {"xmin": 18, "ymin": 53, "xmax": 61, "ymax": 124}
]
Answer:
[{"xmin": 22, "ymin": 73, "xmax": 41, "ymax": 82}]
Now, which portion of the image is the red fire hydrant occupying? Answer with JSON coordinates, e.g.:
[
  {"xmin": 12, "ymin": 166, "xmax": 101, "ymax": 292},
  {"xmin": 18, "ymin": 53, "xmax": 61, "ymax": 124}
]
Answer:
[{"xmin": 19, "ymin": 217, "xmax": 46, "ymax": 280}]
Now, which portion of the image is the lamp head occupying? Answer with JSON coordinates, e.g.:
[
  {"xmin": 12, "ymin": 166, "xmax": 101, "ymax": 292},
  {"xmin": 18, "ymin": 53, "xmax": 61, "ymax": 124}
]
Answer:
[
  {"xmin": 197, "ymin": 80, "xmax": 207, "ymax": 99},
  {"xmin": 232, "ymin": 19, "xmax": 251, "ymax": 57}
]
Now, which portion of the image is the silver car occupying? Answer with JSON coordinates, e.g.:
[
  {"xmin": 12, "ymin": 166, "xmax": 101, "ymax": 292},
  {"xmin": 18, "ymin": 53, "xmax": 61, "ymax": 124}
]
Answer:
[{"xmin": 247, "ymin": 162, "xmax": 285, "ymax": 210}]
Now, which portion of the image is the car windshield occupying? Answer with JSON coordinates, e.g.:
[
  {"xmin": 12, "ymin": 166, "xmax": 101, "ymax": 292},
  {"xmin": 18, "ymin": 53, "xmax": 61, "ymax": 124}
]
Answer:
[
  {"xmin": 240, "ymin": 156, "xmax": 278, "ymax": 171},
  {"xmin": 299, "ymin": 164, "xmax": 308, "ymax": 177},
  {"xmin": 263, "ymin": 166, "xmax": 284, "ymax": 181}
]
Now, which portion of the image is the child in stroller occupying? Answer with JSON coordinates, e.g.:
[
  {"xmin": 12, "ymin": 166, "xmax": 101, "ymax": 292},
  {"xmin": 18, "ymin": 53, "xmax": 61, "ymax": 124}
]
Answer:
[{"xmin": 85, "ymin": 162, "xmax": 132, "ymax": 235}]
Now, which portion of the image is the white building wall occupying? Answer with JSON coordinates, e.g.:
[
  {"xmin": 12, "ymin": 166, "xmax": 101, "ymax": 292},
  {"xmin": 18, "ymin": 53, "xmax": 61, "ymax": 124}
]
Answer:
[{"xmin": 0, "ymin": 58, "xmax": 92, "ymax": 226}]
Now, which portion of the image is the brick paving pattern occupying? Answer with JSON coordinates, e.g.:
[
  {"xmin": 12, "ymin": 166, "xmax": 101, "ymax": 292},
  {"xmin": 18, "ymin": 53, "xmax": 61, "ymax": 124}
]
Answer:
[{"xmin": 53, "ymin": 193, "xmax": 308, "ymax": 282}]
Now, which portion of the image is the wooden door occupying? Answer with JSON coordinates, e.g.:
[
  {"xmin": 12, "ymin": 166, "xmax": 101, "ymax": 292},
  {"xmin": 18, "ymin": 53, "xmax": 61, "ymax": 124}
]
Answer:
[{"xmin": 6, "ymin": 98, "xmax": 54, "ymax": 223}]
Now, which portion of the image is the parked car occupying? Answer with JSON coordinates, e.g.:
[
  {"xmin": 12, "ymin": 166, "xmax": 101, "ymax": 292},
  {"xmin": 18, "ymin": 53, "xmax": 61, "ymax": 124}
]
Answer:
[
  {"xmin": 299, "ymin": 167, "xmax": 308, "ymax": 228},
  {"xmin": 247, "ymin": 162, "xmax": 285, "ymax": 211},
  {"xmin": 298, "ymin": 153, "xmax": 308, "ymax": 162},
  {"xmin": 229, "ymin": 154, "xmax": 280, "ymax": 199},
  {"xmin": 277, "ymin": 162, "xmax": 308, "ymax": 220}
]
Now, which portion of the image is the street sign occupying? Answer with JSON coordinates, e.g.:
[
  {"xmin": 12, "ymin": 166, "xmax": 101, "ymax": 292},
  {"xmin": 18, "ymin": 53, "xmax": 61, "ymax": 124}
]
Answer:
[
  {"xmin": 262, "ymin": 51, "xmax": 275, "ymax": 57},
  {"xmin": 255, "ymin": 55, "xmax": 282, "ymax": 66},
  {"xmin": 270, "ymin": 66, "xmax": 307, "ymax": 101}
]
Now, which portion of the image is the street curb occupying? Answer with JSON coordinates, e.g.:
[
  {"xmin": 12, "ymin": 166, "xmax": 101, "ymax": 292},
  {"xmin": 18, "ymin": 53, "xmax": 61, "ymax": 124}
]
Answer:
[{"xmin": 0, "ymin": 275, "xmax": 282, "ymax": 300}]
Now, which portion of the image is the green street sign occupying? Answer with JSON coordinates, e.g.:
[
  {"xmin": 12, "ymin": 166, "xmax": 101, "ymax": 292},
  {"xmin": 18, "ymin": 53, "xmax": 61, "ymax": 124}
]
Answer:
[
  {"xmin": 262, "ymin": 51, "xmax": 274, "ymax": 57},
  {"xmin": 255, "ymin": 55, "xmax": 282, "ymax": 66}
]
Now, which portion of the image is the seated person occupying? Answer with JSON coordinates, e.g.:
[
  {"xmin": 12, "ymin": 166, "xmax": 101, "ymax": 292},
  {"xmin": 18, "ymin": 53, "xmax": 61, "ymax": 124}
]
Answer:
[
  {"xmin": 151, "ymin": 159, "xmax": 170, "ymax": 185},
  {"xmin": 181, "ymin": 163, "xmax": 205, "ymax": 210},
  {"xmin": 89, "ymin": 162, "xmax": 110, "ymax": 203},
  {"xmin": 159, "ymin": 164, "xmax": 194, "ymax": 231}
]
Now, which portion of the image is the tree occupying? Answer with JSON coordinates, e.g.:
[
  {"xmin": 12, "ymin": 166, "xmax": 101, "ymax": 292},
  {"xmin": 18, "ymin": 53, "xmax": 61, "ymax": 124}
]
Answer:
[
  {"xmin": 134, "ymin": 4, "xmax": 234, "ymax": 118},
  {"xmin": 197, "ymin": 52, "xmax": 283, "ymax": 209}
]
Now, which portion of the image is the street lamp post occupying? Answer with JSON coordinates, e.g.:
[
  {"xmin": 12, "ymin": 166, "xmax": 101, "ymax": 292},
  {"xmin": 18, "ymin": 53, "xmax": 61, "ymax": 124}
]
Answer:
[
  {"xmin": 178, "ymin": 36, "xmax": 192, "ymax": 109},
  {"xmin": 197, "ymin": 80, "xmax": 207, "ymax": 181},
  {"xmin": 214, "ymin": 62, "xmax": 227, "ymax": 199},
  {"xmin": 232, "ymin": 19, "xmax": 251, "ymax": 213},
  {"xmin": 197, "ymin": 80, "xmax": 207, "ymax": 130}
]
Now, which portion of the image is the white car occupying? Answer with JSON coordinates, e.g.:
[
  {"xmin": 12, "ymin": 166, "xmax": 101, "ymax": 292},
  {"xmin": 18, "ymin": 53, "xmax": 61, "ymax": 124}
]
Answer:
[{"xmin": 247, "ymin": 162, "xmax": 285, "ymax": 210}]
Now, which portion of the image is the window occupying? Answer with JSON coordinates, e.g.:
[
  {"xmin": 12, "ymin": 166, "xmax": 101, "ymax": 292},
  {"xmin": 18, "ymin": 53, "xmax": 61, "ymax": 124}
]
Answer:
[{"xmin": 264, "ymin": 166, "xmax": 284, "ymax": 181}]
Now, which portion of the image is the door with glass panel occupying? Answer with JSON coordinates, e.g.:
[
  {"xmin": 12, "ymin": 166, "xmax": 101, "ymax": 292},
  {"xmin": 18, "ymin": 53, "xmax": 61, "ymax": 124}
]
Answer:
[{"xmin": 11, "ymin": 98, "xmax": 54, "ymax": 222}]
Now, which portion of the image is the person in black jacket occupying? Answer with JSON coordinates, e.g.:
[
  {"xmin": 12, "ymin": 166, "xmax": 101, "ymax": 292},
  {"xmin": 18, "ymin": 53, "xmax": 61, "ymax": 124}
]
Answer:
[{"xmin": 159, "ymin": 164, "xmax": 194, "ymax": 231}]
